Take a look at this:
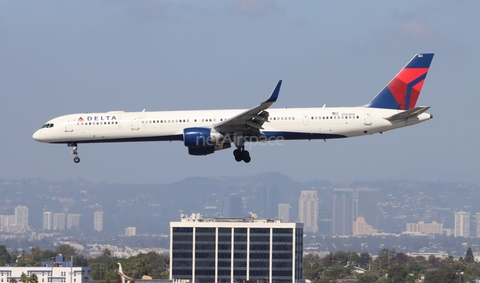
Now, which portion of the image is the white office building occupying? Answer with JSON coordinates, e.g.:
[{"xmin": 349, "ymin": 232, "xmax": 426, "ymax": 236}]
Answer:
[
  {"xmin": 454, "ymin": 211, "xmax": 470, "ymax": 238},
  {"xmin": 0, "ymin": 255, "xmax": 91, "ymax": 283},
  {"xmin": 170, "ymin": 213, "xmax": 303, "ymax": 283},
  {"xmin": 298, "ymin": 190, "xmax": 319, "ymax": 233},
  {"xmin": 43, "ymin": 211, "xmax": 53, "ymax": 230},
  {"xmin": 14, "ymin": 205, "xmax": 29, "ymax": 229},
  {"xmin": 67, "ymin": 214, "xmax": 81, "ymax": 230},
  {"xmin": 125, "ymin": 227, "xmax": 136, "ymax": 236},
  {"xmin": 53, "ymin": 213, "xmax": 66, "ymax": 231}
]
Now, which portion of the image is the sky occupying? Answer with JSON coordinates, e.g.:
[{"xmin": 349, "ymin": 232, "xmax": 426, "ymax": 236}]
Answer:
[{"xmin": 1, "ymin": 0, "xmax": 479, "ymax": 184}]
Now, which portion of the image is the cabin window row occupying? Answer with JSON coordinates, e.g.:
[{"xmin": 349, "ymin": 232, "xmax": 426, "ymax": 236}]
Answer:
[
  {"xmin": 311, "ymin": 115, "xmax": 360, "ymax": 120},
  {"xmin": 77, "ymin": 122, "xmax": 119, "ymax": 125},
  {"xmin": 272, "ymin": 117, "xmax": 295, "ymax": 121},
  {"xmin": 140, "ymin": 118, "xmax": 228, "ymax": 124}
]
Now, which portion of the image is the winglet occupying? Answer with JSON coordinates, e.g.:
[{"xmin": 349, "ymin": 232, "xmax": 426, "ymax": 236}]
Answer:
[{"xmin": 266, "ymin": 80, "xmax": 282, "ymax": 103}]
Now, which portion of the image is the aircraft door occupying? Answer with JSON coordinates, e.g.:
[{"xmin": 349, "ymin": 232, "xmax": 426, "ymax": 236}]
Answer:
[
  {"xmin": 364, "ymin": 110, "xmax": 372, "ymax": 125},
  {"xmin": 303, "ymin": 114, "xmax": 309, "ymax": 125},
  {"xmin": 64, "ymin": 117, "xmax": 74, "ymax": 132},
  {"xmin": 131, "ymin": 116, "xmax": 140, "ymax": 130}
]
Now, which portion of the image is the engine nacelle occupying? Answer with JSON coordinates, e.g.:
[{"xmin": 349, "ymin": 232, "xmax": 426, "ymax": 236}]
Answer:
[{"xmin": 183, "ymin": 127, "xmax": 224, "ymax": 156}]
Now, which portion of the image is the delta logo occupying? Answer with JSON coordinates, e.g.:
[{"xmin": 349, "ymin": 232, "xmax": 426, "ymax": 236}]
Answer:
[{"xmin": 78, "ymin": 116, "xmax": 117, "ymax": 121}]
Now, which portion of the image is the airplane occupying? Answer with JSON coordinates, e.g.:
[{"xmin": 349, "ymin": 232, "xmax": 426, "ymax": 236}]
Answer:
[{"xmin": 33, "ymin": 53, "xmax": 434, "ymax": 164}]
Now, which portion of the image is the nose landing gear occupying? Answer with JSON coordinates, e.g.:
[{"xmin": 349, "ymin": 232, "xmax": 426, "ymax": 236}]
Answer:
[{"xmin": 68, "ymin": 143, "xmax": 80, "ymax": 163}]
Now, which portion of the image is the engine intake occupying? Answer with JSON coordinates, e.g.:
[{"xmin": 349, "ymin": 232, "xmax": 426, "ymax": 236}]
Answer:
[{"xmin": 183, "ymin": 127, "xmax": 223, "ymax": 156}]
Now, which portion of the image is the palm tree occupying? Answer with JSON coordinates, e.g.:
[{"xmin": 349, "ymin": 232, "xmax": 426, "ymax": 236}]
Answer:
[
  {"xmin": 29, "ymin": 274, "xmax": 38, "ymax": 283},
  {"xmin": 20, "ymin": 272, "xmax": 27, "ymax": 283}
]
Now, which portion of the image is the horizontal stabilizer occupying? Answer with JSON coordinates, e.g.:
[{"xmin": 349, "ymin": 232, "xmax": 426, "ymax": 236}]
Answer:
[{"xmin": 385, "ymin": 106, "xmax": 430, "ymax": 121}]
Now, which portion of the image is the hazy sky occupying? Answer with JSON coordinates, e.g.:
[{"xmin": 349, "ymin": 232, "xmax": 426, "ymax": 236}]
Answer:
[{"xmin": 1, "ymin": 0, "xmax": 479, "ymax": 184}]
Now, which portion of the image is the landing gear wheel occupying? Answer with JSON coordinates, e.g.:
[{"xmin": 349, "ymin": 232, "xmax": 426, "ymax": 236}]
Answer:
[
  {"xmin": 68, "ymin": 143, "xmax": 80, "ymax": 164},
  {"xmin": 242, "ymin": 151, "xmax": 251, "ymax": 163},
  {"xmin": 233, "ymin": 149, "xmax": 242, "ymax": 162}
]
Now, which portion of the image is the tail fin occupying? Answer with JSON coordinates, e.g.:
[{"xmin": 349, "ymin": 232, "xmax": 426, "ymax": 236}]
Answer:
[{"xmin": 366, "ymin": 53, "xmax": 434, "ymax": 110}]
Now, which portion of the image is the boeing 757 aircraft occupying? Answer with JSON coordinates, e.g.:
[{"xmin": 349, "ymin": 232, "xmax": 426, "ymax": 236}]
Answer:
[{"xmin": 33, "ymin": 53, "xmax": 434, "ymax": 163}]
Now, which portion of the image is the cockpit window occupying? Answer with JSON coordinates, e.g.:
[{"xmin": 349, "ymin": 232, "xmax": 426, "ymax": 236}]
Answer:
[{"xmin": 41, "ymin": 123, "xmax": 54, "ymax": 129}]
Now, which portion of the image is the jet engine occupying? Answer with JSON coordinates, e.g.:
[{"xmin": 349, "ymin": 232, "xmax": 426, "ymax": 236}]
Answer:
[{"xmin": 183, "ymin": 127, "xmax": 230, "ymax": 156}]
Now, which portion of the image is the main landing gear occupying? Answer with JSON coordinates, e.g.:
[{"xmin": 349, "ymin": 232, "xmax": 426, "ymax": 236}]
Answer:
[
  {"xmin": 233, "ymin": 148, "xmax": 251, "ymax": 163},
  {"xmin": 233, "ymin": 135, "xmax": 251, "ymax": 163},
  {"xmin": 68, "ymin": 142, "xmax": 80, "ymax": 163}
]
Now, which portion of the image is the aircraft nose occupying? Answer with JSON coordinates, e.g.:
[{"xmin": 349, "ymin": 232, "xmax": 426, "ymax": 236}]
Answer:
[{"xmin": 32, "ymin": 130, "xmax": 44, "ymax": 142}]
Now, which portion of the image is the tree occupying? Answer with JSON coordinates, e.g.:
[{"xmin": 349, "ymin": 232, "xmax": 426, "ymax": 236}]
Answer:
[
  {"xmin": 303, "ymin": 254, "xmax": 322, "ymax": 280},
  {"xmin": 0, "ymin": 245, "xmax": 11, "ymax": 266},
  {"xmin": 334, "ymin": 251, "xmax": 348, "ymax": 266},
  {"xmin": 465, "ymin": 247, "xmax": 475, "ymax": 264},
  {"xmin": 29, "ymin": 274, "xmax": 38, "ymax": 283},
  {"xmin": 54, "ymin": 245, "xmax": 76, "ymax": 258},
  {"xmin": 358, "ymin": 252, "xmax": 371, "ymax": 269},
  {"xmin": 9, "ymin": 278, "xmax": 17, "ymax": 283},
  {"xmin": 374, "ymin": 248, "xmax": 396, "ymax": 271},
  {"xmin": 322, "ymin": 252, "xmax": 334, "ymax": 268},
  {"xmin": 20, "ymin": 273, "xmax": 27, "ymax": 283},
  {"xmin": 387, "ymin": 263, "xmax": 408, "ymax": 283},
  {"xmin": 357, "ymin": 272, "xmax": 379, "ymax": 283}
]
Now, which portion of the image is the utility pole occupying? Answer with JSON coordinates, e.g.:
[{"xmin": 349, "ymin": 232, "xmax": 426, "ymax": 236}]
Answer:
[{"xmin": 99, "ymin": 264, "xmax": 102, "ymax": 283}]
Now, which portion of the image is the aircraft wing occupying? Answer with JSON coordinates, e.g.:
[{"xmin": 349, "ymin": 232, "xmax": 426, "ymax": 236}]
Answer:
[
  {"xmin": 214, "ymin": 80, "xmax": 282, "ymax": 136},
  {"xmin": 384, "ymin": 106, "xmax": 430, "ymax": 121}
]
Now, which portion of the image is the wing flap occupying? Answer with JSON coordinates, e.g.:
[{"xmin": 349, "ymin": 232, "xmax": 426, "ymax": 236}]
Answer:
[{"xmin": 214, "ymin": 80, "xmax": 282, "ymax": 135}]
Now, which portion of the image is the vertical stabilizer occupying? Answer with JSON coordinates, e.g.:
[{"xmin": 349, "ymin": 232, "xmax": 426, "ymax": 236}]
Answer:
[{"xmin": 366, "ymin": 53, "xmax": 434, "ymax": 110}]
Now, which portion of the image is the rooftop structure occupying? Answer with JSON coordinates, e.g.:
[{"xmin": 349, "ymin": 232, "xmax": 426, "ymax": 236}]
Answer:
[{"xmin": 170, "ymin": 213, "xmax": 303, "ymax": 283}]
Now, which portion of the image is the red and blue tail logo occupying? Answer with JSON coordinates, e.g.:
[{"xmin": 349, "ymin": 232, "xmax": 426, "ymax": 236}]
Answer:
[{"xmin": 367, "ymin": 53, "xmax": 434, "ymax": 110}]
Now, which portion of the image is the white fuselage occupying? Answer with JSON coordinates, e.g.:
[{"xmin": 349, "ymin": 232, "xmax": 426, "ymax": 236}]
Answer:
[{"xmin": 32, "ymin": 107, "xmax": 432, "ymax": 144}]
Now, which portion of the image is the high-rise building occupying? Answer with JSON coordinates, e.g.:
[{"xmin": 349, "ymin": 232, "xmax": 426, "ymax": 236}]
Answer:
[
  {"xmin": 0, "ymin": 215, "xmax": 6, "ymax": 231},
  {"xmin": 222, "ymin": 194, "xmax": 243, "ymax": 218},
  {"xmin": 43, "ymin": 211, "xmax": 53, "ymax": 230},
  {"xmin": 455, "ymin": 211, "xmax": 470, "ymax": 238},
  {"xmin": 14, "ymin": 205, "xmax": 29, "ymax": 229},
  {"xmin": 125, "ymin": 227, "xmax": 136, "ymax": 236},
  {"xmin": 170, "ymin": 214, "xmax": 303, "ymax": 283},
  {"xmin": 298, "ymin": 190, "xmax": 319, "ymax": 233},
  {"xmin": 476, "ymin": 213, "xmax": 480, "ymax": 238},
  {"xmin": 353, "ymin": 216, "xmax": 378, "ymax": 236},
  {"xmin": 405, "ymin": 221, "xmax": 443, "ymax": 235},
  {"xmin": 278, "ymin": 203, "xmax": 290, "ymax": 222},
  {"xmin": 67, "ymin": 214, "xmax": 81, "ymax": 230},
  {"xmin": 356, "ymin": 188, "xmax": 379, "ymax": 230},
  {"xmin": 53, "ymin": 213, "xmax": 66, "ymax": 231},
  {"xmin": 256, "ymin": 186, "xmax": 278, "ymax": 219},
  {"xmin": 94, "ymin": 211, "xmax": 103, "ymax": 232},
  {"xmin": 332, "ymin": 188, "xmax": 354, "ymax": 235}
]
